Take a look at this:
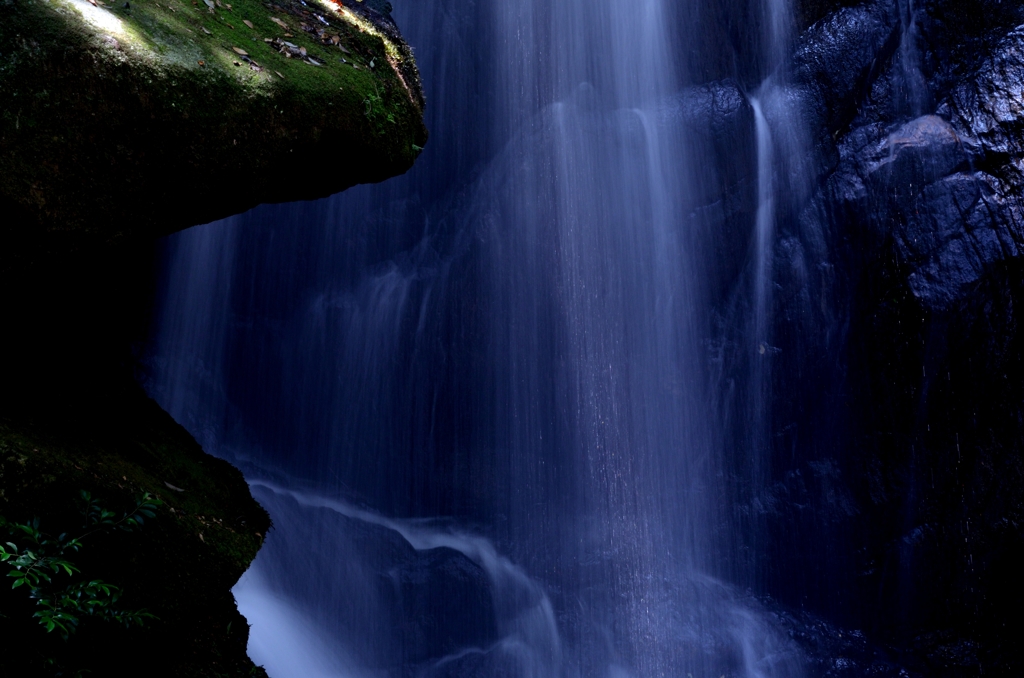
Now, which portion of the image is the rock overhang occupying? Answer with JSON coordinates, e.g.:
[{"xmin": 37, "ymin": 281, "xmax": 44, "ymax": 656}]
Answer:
[{"xmin": 0, "ymin": 0, "xmax": 427, "ymax": 261}]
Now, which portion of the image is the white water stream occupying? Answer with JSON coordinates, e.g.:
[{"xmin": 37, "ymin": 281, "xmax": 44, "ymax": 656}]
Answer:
[{"xmin": 148, "ymin": 0, "xmax": 813, "ymax": 675}]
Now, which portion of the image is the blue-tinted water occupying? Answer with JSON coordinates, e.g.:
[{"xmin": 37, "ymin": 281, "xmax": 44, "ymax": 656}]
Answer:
[{"xmin": 146, "ymin": 1, "xmax": 808, "ymax": 675}]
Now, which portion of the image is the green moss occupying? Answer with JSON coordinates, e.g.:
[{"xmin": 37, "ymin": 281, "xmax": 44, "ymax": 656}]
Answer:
[
  {"xmin": 5, "ymin": 0, "xmax": 418, "ymax": 119},
  {"xmin": 0, "ymin": 391, "xmax": 271, "ymax": 676},
  {"xmin": 0, "ymin": 0, "xmax": 427, "ymax": 262}
]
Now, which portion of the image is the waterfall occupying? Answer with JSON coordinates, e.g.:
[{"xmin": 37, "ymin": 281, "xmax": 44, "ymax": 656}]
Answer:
[
  {"xmin": 743, "ymin": 96, "xmax": 776, "ymax": 562},
  {"xmin": 147, "ymin": 0, "xmax": 810, "ymax": 676},
  {"xmin": 234, "ymin": 482, "xmax": 563, "ymax": 678},
  {"xmin": 896, "ymin": 0, "xmax": 929, "ymax": 117}
]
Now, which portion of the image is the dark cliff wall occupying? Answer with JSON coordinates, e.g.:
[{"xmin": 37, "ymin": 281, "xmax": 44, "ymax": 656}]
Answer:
[{"xmin": 741, "ymin": 0, "xmax": 1024, "ymax": 674}]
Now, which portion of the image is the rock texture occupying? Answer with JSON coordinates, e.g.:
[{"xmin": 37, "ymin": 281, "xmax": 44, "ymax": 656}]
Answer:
[
  {"xmin": 828, "ymin": 25, "xmax": 1024, "ymax": 311},
  {"xmin": 675, "ymin": 0, "xmax": 1024, "ymax": 674},
  {"xmin": 738, "ymin": 0, "xmax": 1024, "ymax": 674},
  {"xmin": 0, "ymin": 0, "xmax": 427, "ymax": 265}
]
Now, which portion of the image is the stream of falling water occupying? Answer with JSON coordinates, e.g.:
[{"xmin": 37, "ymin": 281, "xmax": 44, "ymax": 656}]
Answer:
[{"xmin": 147, "ymin": 0, "xmax": 812, "ymax": 675}]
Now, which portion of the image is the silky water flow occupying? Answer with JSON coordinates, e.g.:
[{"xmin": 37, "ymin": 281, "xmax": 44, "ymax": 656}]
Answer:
[{"xmin": 147, "ymin": 0, "xmax": 810, "ymax": 676}]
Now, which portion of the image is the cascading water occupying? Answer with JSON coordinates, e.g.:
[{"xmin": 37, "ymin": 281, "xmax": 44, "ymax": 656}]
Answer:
[
  {"xmin": 895, "ymin": 0, "xmax": 930, "ymax": 117},
  {"xmin": 146, "ymin": 0, "xmax": 810, "ymax": 676}
]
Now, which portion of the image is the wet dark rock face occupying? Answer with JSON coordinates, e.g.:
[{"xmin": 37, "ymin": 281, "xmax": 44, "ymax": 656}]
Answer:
[
  {"xmin": 831, "ymin": 26, "xmax": 1024, "ymax": 311},
  {"xmin": 733, "ymin": 0, "xmax": 1024, "ymax": 674},
  {"xmin": 672, "ymin": 81, "xmax": 757, "ymax": 301},
  {"xmin": 790, "ymin": 1, "xmax": 902, "ymax": 137}
]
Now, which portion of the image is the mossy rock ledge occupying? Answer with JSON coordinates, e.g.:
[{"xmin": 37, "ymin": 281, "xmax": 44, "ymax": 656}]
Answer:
[
  {"xmin": 0, "ymin": 0, "xmax": 427, "ymax": 261},
  {"xmin": 0, "ymin": 396, "xmax": 274, "ymax": 675}
]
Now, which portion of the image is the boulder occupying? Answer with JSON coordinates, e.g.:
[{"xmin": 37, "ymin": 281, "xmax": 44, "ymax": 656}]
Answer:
[
  {"xmin": 0, "ymin": 0, "xmax": 427, "ymax": 264},
  {"xmin": 824, "ymin": 25, "xmax": 1024, "ymax": 310},
  {"xmin": 789, "ymin": 0, "xmax": 901, "ymax": 136}
]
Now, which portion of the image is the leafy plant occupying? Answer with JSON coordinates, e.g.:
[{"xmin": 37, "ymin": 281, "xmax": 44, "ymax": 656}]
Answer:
[
  {"xmin": 79, "ymin": 490, "xmax": 160, "ymax": 534},
  {"xmin": 364, "ymin": 82, "xmax": 396, "ymax": 137},
  {"xmin": 0, "ymin": 491, "xmax": 162, "ymax": 639}
]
